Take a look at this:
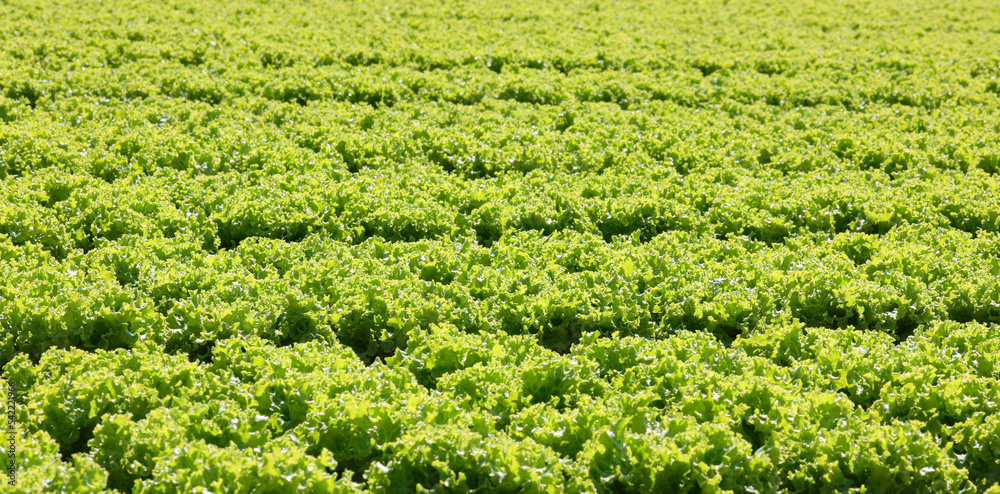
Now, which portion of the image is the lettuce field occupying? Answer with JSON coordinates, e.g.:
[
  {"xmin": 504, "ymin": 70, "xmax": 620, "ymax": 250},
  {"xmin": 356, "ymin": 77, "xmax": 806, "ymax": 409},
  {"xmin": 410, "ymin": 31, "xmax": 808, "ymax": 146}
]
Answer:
[{"xmin": 3, "ymin": 0, "xmax": 1000, "ymax": 492}]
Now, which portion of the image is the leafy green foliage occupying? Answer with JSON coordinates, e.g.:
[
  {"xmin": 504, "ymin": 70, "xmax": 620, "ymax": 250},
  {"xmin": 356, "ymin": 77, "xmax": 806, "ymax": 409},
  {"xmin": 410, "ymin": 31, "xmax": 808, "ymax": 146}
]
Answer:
[{"xmin": 4, "ymin": 0, "xmax": 1000, "ymax": 492}]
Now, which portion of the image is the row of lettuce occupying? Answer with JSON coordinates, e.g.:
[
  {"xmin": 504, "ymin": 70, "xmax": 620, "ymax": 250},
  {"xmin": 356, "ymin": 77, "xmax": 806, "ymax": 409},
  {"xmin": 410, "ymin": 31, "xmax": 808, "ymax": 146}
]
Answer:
[
  {"xmin": 4, "ymin": 56, "xmax": 999, "ymax": 112},
  {"xmin": 2, "ymin": 157, "xmax": 998, "ymax": 256},
  {"xmin": 3, "ymin": 223, "xmax": 1000, "ymax": 363},
  {"xmin": 5, "ymin": 319, "xmax": 1000, "ymax": 493},
  {"xmin": 3, "ymin": 90, "xmax": 1000, "ymax": 181}
]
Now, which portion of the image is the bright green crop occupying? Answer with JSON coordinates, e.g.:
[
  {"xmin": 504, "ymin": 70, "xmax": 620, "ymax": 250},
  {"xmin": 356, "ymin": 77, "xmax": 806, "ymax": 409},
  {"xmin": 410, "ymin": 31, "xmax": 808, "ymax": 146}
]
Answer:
[{"xmin": 2, "ymin": 0, "xmax": 1000, "ymax": 492}]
